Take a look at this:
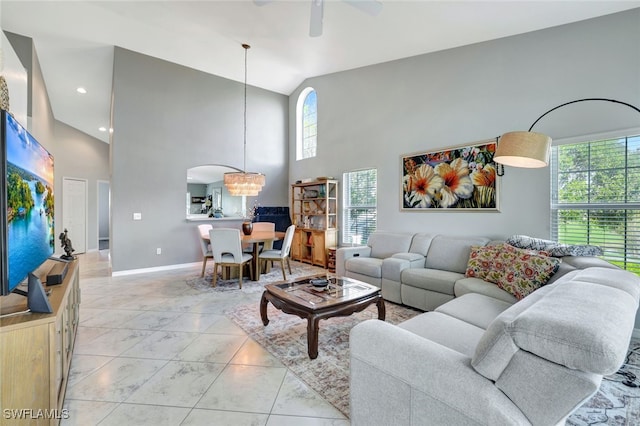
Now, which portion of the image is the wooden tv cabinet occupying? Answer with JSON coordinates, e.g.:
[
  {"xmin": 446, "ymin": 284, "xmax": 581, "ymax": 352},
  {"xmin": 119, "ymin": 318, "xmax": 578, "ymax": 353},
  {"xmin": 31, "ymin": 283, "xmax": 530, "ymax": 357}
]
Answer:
[{"xmin": 0, "ymin": 259, "xmax": 80, "ymax": 425}]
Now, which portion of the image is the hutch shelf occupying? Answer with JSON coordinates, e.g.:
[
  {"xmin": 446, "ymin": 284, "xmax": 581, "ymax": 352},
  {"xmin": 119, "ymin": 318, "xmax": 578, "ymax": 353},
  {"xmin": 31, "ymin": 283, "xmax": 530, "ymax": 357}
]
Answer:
[{"xmin": 291, "ymin": 179, "xmax": 338, "ymax": 268}]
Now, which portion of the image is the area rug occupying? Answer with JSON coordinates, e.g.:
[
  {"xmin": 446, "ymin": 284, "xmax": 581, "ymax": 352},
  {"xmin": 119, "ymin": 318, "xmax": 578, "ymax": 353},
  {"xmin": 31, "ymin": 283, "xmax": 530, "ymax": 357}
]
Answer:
[
  {"xmin": 226, "ymin": 301, "xmax": 640, "ymax": 423},
  {"xmin": 225, "ymin": 301, "xmax": 421, "ymax": 416},
  {"xmin": 185, "ymin": 261, "xmax": 327, "ymax": 293},
  {"xmin": 567, "ymin": 337, "xmax": 640, "ymax": 425}
]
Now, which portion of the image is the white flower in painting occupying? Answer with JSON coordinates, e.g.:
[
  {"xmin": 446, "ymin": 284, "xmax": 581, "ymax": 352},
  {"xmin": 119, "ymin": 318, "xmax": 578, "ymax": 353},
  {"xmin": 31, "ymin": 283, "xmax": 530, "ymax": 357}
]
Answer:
[
  {"xmin": 404, "ymin": 164, "xmax": 443, "ymax": 208},
  {"xmin": 434, "ymin": 158, "xmax": 474, "ymax": 208}
]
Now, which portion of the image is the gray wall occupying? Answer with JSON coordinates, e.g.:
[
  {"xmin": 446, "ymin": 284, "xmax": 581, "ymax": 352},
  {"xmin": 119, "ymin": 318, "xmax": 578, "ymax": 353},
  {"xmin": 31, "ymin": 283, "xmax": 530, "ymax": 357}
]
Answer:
[
  {"xmin": 110, "ymin": 48, "xmax": 288, "ymax": 272},
  {"xmin": 98, "ymin": 181, "xmax": 109, "ymax": 240},
  {"xmin": 288, "ymin": 9, "xmax": 640, "ymax": 328},
  {"xmin": 289, "ymin": 9, "xmax": 640, "ymax": 242},
  {"xmin": 5, "ymin": 32, "xmax": 110, "ymax": 253},
  {"xmin": 54, "ymin": 121, "xmax": 110, "ymax": 251}
]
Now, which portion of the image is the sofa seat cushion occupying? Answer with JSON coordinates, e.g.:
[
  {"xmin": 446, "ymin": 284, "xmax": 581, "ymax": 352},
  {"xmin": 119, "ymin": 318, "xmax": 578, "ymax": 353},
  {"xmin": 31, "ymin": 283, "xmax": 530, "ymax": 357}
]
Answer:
[
  {"xmin": 399, "ymin": 312, "xmax": 485, "ymax": 357},
  {"xmin": 454, "ymin": 277, "xmax": 517, "ymax": 304},
  {"xmin": 435, "ymin": 293, "xmax": 513, "ymax": 329},
  {"xmin": 473, "ymin": 268, "xmax": 640, "ymax": 379},
  {"xmin": 346, "ymin": 257, "xmax": 383, "ymax": 278},
  {"xmin": 401, "ymin": 268, "xmax": 463, "ymax": 295}
]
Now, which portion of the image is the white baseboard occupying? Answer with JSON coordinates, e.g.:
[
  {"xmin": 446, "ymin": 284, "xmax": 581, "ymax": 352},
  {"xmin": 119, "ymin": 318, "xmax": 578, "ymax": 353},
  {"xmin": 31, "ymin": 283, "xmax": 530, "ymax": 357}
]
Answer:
[{"xmin": 111, "ymin": 261, "xmax": 200, "ymax": 277}]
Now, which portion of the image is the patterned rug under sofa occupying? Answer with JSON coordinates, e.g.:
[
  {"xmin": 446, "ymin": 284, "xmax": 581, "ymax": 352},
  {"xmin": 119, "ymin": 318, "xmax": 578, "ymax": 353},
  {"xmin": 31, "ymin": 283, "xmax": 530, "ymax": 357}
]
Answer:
[{"xmin": 225, "ymin": 299, "xmax": 640, "ymax": 423}]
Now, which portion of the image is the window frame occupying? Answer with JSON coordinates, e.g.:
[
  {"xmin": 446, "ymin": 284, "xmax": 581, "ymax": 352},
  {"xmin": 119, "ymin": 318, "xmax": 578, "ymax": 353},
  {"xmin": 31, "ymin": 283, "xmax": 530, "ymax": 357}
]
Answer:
[
  {"xmin": 550, "ymin": 131, "xmax": 640, "ymax": 274},
  {"xmin": 342, "ymin": 168, "xmax": 378, "ymax": 246},
  {"xmin": 296, "ymin": 87, "xmax": 317, "ymax": 160}
]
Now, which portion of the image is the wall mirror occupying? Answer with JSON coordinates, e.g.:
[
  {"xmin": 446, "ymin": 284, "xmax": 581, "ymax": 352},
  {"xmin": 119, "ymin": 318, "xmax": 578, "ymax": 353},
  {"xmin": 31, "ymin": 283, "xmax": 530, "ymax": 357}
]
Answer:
[{"xmin": 186, "ymin": 165, "xmax": 245, "ymax": 219}]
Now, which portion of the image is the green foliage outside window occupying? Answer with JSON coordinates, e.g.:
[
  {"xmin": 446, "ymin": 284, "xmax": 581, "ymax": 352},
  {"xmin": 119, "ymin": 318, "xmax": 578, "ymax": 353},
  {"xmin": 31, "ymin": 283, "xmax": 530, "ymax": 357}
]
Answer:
[{"xmin": 552, "ymin": 135, "xmax": 640, "ymax": 274}]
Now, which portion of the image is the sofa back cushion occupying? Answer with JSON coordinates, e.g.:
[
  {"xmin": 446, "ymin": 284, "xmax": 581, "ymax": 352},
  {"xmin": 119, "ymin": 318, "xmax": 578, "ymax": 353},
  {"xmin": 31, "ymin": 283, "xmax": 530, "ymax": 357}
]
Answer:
[
  {"xmin": 408, "ymin": 233, "xmax": 436, "ymax": 256},
  {"xmin": 472, "ymin": 267, "xmax": 640, "ymax": 381},
  {"xmin": 425, "ymin": 235, "xmax": 490, "ymax": 274},
  {"xmin": 368, "ymin": 232, "xmax": 414, "ymax": 259}
]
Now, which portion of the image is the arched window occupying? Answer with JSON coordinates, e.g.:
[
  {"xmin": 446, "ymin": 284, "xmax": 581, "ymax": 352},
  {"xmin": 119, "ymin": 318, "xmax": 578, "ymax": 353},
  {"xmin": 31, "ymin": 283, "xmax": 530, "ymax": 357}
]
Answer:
[{"xmin": 296, "ymin": 87, "xmax": 317, "ymax": 160}]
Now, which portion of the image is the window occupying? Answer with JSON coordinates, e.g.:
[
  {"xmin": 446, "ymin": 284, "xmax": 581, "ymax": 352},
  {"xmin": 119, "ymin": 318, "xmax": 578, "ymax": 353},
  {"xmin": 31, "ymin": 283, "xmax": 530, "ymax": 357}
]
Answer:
[
  {"xmin": 343, "ymin": 168, "xmax": 377, "ymax": 245},
  {"xmin": 296, "ymin": 87, "xmax": 317, "ymax": 160},
  {"xmin": 551, "ymin": 134, "xmax": 640, "ymax": 274}
]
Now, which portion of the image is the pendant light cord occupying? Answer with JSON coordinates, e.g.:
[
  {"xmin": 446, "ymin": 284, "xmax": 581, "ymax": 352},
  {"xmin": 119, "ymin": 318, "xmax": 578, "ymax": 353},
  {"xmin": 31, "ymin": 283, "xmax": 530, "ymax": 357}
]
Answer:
[{"xmin": 242, "ymin": 43, "xmax": 250, "ymax": 174}]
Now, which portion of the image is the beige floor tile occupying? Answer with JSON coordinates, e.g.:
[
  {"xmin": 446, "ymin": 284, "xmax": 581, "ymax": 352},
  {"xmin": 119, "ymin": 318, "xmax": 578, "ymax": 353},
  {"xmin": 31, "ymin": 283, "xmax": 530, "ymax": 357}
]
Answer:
[
  {"xmin": 196, "ymin": 364, "xmax": 287, "ymax": 413},
  {"xmin": 126, "ymin": 361, "xmax": 224, "ymax": 407},
  {"xmin": 97, "ymin": 403, "xmax": 190, "ymax": 426}
]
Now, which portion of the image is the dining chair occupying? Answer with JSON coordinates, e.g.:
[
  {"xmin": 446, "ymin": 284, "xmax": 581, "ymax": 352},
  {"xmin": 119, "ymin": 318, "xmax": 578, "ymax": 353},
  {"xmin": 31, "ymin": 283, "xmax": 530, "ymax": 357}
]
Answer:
[
  {"xmin": 242, "ymin": 222, "xmax": 276, "ymax": 253},
  {"xmin": 209, "ymin": 228, "xmax": 253, "ymax": 288},
  {"xmin": 258, "ymin": 224, "xmax": 296, "ymax": 280},
  {"xmin": 197, "ymin": 224, "xmax": 213, "ymax": 277}
]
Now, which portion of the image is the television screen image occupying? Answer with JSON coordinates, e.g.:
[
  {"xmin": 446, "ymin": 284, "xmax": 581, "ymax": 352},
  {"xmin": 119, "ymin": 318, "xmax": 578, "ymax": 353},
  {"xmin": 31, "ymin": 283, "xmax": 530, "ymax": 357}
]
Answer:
[{"xmin": 3, "ymin": 112, "xmax": 54, "ymax": 294}]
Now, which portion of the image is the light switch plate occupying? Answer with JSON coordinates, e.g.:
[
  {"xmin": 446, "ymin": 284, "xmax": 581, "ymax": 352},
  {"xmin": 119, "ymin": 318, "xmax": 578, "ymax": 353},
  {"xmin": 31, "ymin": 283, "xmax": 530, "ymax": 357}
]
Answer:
[{"xmin": 133, "ymin": 212, "xmax": 142, "ymax": 220}]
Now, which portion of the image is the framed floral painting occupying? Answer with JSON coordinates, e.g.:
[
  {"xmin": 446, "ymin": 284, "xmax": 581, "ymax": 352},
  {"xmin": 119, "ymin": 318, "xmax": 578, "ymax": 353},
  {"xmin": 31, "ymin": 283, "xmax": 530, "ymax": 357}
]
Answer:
[{"xmin": 401, "ymin": 139, "xmax": 499, "ymax": 211}]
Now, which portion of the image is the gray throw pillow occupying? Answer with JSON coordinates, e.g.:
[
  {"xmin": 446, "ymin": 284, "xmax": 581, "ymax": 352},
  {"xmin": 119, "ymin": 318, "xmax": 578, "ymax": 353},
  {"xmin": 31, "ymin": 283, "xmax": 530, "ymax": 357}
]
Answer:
[{"xmin": 506, "ymin": 235, "xmax": 603, "ymax": 257}]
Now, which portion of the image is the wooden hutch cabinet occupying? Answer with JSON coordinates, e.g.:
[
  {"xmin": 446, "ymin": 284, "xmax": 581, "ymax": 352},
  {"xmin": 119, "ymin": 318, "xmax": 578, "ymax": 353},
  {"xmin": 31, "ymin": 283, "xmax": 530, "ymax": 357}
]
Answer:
[{"xmin": 291, "ymin": 179, "xmax": 338, "ymax": 268}]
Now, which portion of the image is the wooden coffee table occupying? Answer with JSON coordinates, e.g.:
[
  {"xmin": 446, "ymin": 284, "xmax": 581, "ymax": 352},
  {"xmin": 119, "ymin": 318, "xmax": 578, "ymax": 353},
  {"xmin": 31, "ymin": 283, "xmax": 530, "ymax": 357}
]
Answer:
[{"xmin": 260, "ymin": 276, "xmax": 385, "ymax": 359}]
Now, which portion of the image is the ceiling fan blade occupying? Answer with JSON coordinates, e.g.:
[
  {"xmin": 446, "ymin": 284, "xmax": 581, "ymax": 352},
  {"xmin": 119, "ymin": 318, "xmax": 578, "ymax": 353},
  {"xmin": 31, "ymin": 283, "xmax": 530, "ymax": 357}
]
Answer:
[
  {"xmin": 343, "ymin": 0, "xmax": 383, "ymax": 16},
  {"xmin": 309, "ymin": 0, "xmax": 324, "ymax": 37}
]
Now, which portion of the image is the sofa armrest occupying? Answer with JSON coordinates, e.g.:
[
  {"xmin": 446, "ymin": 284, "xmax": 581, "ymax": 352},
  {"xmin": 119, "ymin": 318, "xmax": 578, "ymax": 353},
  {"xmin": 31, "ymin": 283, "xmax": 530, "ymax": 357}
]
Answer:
[
  {"xmin": 336, "ymin": 246, "xmax": 372, "ymax": 276},
  {"xmin": 382, "ymin": 257, "xmax": 412, "ymax": 283},
  {"xmin": 350, "ymin": 320, "xmax": 530, "ymax": 425},
  {"xmin": 391, "ymin": 252, "xmax": 425, "ymax": 268}
]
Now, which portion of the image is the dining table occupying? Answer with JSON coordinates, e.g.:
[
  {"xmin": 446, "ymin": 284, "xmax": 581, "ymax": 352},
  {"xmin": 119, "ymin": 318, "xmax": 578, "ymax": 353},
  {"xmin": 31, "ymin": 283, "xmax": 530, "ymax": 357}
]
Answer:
[
  {"xmin": 202, "ymin": 229, "xmax": 286, "ymax": 281},
  {"xmin": 241, "ymin": 231, "xmax": 286, "ymax": 280}
]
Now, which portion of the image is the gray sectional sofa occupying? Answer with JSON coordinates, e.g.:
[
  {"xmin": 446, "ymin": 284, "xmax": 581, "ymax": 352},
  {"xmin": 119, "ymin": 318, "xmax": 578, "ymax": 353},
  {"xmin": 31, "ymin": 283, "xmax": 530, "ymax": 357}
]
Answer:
[
  {"xmin": 336, "ymin": 231, "xmax": 616, "ymax": 311},
  {"xmin": 337, "ymin": 232, "xmax": 640, "ymax": 425}
]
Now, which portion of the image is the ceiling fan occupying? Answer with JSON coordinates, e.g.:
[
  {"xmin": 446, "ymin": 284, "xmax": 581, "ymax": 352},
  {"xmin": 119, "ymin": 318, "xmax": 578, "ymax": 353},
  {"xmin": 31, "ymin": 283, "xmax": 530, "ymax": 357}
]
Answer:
[{"xmin": 255, "ymin": 0, "xmax": 383, "ymax": 37}]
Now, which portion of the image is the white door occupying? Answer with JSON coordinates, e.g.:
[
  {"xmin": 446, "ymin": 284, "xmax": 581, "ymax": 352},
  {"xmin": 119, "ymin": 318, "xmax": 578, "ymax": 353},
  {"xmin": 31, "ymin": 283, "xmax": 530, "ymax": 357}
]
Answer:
[{"xmin": 63, "ymin": 178, "xmax": 87, "ymax": 254}]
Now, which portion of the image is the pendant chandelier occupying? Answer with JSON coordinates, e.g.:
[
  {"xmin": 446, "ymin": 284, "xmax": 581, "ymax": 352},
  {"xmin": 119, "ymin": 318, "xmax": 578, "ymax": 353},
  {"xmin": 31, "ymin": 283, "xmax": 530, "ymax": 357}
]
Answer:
[{"xmin": 224, "ymin": 43, "xmax": 266, "ymax": 196}]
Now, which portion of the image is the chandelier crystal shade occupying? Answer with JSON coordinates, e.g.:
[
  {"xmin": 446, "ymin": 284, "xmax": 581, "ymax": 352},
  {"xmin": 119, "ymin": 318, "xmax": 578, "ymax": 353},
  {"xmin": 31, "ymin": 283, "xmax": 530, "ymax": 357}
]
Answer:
[
  {"xmin": 224, "ymin": 171, "xmax": 265, "ymax": 196},
  {"xmin": 224, "ymin": 43, "xmax": 265, "ymax": 196}
]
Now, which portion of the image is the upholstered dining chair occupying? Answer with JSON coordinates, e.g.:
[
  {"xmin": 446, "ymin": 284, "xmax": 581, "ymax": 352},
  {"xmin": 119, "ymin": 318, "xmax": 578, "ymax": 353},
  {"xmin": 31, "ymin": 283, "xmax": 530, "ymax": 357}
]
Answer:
[
  {"xmin": 197, "ymin": 224, "xmax": 213, "ymax": 277},
  {"xmin": 209, "ymin": 228, "xmax": 253, "ymax": 288},
  {"xmin": 258, "ymin": 224, "xmax": 296, "ymax": 280}
]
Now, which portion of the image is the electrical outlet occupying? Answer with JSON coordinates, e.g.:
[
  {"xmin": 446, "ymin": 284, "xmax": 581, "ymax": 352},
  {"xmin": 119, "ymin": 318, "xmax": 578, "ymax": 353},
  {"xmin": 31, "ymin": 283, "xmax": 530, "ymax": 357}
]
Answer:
[
  {"xmin": 156, "ymin": 248, "xmax": 161, "ymax": 255},
  {"xmin": 133, "ymin": 212, "xmax": 142, "ymax": 220}
]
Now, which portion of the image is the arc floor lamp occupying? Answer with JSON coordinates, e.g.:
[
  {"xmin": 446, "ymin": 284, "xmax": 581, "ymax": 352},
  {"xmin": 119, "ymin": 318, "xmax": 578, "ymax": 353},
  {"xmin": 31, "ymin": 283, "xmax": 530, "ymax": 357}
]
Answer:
[{"xmin": 494, "ymin": 98, "xmax": 640, "ymax": 176}]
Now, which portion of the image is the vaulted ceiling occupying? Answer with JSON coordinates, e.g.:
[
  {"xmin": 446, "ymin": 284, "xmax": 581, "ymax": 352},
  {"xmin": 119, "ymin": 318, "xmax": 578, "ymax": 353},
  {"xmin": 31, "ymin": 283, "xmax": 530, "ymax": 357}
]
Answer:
[{"xmin": 2, "ymin": 1, "xmax": 639, "ymax": 143}]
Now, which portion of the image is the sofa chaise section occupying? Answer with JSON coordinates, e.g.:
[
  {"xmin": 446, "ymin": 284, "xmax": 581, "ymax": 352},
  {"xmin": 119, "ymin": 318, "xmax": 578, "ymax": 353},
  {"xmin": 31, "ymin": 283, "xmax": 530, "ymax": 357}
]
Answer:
[{"xmin": 350, "ymin": 267, "xmax": 640, "ymax": 425}]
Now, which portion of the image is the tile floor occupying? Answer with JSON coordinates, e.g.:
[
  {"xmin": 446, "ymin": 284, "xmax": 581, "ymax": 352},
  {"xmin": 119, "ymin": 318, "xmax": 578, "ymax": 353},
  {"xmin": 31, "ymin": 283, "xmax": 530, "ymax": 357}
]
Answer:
[{"xmin": 62, "ymin": 251, "xmax": 349, "ymax": 426}]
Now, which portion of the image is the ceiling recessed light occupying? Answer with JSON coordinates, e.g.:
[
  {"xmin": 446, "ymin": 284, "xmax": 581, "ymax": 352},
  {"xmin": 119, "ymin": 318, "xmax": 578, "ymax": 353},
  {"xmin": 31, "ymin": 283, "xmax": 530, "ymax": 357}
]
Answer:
[
  {"xmin": 76, "ymin": 87, "xmax": 87, "ymax": 94},
  {"xmin": 98, "ymin": 127, "xmax": 107, "ymax": 132}
]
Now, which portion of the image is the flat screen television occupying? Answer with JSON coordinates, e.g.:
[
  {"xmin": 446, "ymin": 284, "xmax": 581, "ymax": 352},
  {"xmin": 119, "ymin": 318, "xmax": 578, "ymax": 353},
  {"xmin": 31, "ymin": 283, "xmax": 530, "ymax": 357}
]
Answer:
[{"xmin": 0, "ymin": 110, "xmax": 55, "ymax": 297}]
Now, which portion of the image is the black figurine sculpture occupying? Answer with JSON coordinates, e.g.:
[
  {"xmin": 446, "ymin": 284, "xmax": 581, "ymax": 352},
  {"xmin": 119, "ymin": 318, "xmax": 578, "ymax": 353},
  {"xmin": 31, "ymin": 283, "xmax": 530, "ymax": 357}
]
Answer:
[{"xmin": 59, "ymin": 228, "xmax": 76, "ymax": 260}]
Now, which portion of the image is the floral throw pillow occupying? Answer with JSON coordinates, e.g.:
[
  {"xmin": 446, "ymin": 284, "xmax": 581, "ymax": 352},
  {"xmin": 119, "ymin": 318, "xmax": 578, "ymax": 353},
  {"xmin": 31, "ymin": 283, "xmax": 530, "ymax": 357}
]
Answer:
[
  {"xmin": 493, "ymin": 244, "xmax": 561, "ymax": 300},
  {"xmin": 465, "ymin": 245, "xmax": 500, "ymax": 280}
]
